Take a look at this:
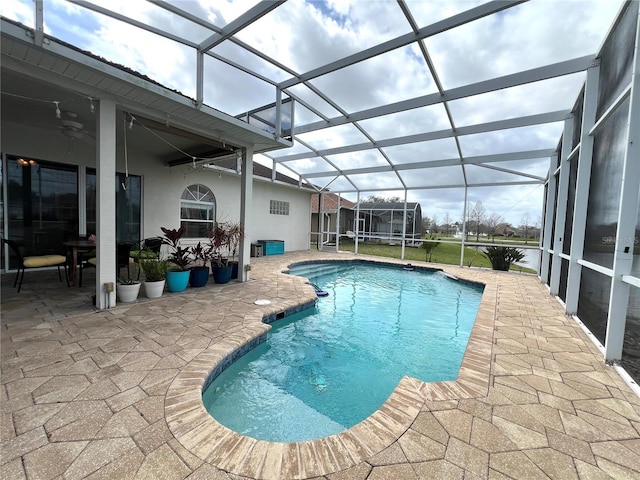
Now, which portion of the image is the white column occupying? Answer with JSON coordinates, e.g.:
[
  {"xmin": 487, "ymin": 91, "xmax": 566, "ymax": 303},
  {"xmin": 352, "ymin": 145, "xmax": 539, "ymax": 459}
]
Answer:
[
  {"xmin": 605, "ymin": 20, "xmax": 640, "ymax": 362},
  {"xmin": 95, "ymin": 99, "xmax": 117, "ymax": 309},
  {"xmin": 540, "ymin": 155, "xmax": 558, "ymax": 282},
  {"xmin": 401, "ymin": 192, "xmax": 408, "ymax": 260},
  {"xmin": 318, "ymin": 193, "xmax": 324, "ymax": 251},
  {"xmin": 239, "ymin": 146, "xmax": 254, "ymax": 282},
  {"xmin": 355, "ymin": 191, "xmax": 360, "ymax": 254},
  {"xmin": 460, "ymin": 187, "xmax": 467, "ymax": 267},
  {"xmin": 549, "ymin": 117, "xmax": 574, "ymax": 296},
  {"xmin": 335, "ymin": 194, "xmax": 341, "ymax": 252},
  {"xmin": 78, "ymin": 165, "xmax": 87, "ymax": 236},
  {"xmin": 566, "ymin": 63, "xmax": 600, "ymax": 312}
]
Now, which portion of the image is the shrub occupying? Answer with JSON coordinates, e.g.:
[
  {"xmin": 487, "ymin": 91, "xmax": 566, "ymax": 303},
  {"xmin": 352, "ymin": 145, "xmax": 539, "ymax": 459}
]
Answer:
[
  {"xmin": 140, "ymin": 258, "xmax": 168, "ymax": 282},
  {"xmin": 420, "ymin": 235, "xmax": 441, "ymax": 262},
  {"xmin": 483, "ymin": 246, "xmax": 525, "ymax": 271}
]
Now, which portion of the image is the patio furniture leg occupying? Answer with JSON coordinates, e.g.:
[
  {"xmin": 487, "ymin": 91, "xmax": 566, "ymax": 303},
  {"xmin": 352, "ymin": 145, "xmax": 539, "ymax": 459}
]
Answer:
[
  {"xmin": 16, "ymin": 268, "xmax": 25, "ymax": 293},
  {"xmin": 59, "ymin": 264, "xmax": 70, "ymax": 287}
]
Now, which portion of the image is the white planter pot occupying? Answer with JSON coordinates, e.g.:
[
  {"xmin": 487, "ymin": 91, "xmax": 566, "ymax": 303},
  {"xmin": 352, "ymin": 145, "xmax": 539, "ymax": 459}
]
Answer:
[
  {"xmin": 117, "ymin": 282, "xmax": 141, "ymax": 303},
  {"xmin": 144, "ymin": 279, "xmax": 165, "ymax": 298}
]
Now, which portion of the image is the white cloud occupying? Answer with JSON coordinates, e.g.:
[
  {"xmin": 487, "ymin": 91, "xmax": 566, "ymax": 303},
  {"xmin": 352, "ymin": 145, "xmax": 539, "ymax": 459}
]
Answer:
[{"xmin": 1, "ymin": 0, "xmax": 625, "ymax": 229}]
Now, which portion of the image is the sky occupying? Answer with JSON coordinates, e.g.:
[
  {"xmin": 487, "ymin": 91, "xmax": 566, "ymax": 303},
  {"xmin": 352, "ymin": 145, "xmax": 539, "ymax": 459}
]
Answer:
[{"xmin": 1, "ymin": 0, "xmax": 625, "ymax": 227}]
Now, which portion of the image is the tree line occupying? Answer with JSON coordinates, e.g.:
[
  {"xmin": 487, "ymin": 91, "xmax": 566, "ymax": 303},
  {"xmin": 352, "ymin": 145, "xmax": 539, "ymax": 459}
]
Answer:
[{"xmin": 423, "ymin": 201, "xmax": 541, "ymax": 243}]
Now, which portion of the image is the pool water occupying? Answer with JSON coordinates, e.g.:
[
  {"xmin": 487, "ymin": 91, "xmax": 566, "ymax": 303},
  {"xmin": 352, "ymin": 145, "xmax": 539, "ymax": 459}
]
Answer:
[{"xmin": 202, "ymin": 262, "xmax": 483, "ymax": 442}]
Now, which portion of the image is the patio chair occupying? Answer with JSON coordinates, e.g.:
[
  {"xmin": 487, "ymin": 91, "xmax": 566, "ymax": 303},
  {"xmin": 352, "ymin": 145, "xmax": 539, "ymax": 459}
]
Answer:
[
  {"xmin": 117, "ymin": 242, "xmax": 133, "ymax": 280},
  {"xmin": 1, "ymin": 237, "xmax": 70, "ymax": 293},
  {"xmin": 78, "ymin": 242, "xmax": 134, "ymax": 287},
  {"xmin": 129, "ymin": 237, "xmax": 162, "ymax": 262},
  {"xmin": 77, "ymin": 249, "xmax": 96, "ymax": 288}
]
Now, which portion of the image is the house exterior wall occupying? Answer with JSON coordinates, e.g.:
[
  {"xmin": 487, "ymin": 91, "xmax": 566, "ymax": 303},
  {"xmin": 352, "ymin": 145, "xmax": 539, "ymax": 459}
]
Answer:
[
  {"xmin": 246, "ymin": 180, "xmax": 311, "ymax": 251},
  {"xmin": 2, "ymin": 122, "xmax": 312, "ymax": 253}
]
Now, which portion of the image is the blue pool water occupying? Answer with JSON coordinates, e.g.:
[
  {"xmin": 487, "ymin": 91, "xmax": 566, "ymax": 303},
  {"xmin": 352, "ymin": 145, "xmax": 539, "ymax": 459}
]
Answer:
[{"xmin": 202, "ymin": 262, "xmax": 483, "ymax": 442}]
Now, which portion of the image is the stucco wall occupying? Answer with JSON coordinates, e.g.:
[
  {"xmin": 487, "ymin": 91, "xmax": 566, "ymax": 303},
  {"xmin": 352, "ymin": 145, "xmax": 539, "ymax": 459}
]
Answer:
[{"xmin": 2, "ymin": 121, "xmax": 312, "ymax": 252}]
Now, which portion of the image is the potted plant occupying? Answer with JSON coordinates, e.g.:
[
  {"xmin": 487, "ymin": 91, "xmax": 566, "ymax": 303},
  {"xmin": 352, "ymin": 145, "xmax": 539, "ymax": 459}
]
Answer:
[
  {"xmin": 161, "ymin": 226, "xmax": 191, "ymax": 292},
  {"xmin": 209, "ymin": 223, "xmax": 233, "ymax": 284},
  {"xmin": 189, "ymin": 241, "xmax": 210, "ymax": 288},
  {"xmin": 140, "ymin": 255, "xmax": 168, "ymax": 298},
  {"xmin": 225, "ymin": 221, "xmax": 244, "ymax": 279},
  {"xmin": 116, "ymin": 262, "xmax": 141, "ymax": 303}
]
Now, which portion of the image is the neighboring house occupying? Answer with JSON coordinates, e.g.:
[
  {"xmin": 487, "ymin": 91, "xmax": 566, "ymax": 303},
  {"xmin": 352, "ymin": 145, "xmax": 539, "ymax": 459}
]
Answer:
[
  {"xmin": 356, "ymin": 202, "xmax": 423, "ymax": 243},
  {"xmin": 310, "ymin": 193, "xmax": 356, "ymax": 246},
  {"xmin": 310, "ymin": 196, "xmax": 423, "ymax": 246}
]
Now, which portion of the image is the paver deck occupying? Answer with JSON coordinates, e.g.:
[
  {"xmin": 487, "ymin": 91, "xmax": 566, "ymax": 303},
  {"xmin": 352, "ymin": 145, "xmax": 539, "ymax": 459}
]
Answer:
[{"xmin": 2, "ymin": 251, "xmax": 639, "ymax": 479}]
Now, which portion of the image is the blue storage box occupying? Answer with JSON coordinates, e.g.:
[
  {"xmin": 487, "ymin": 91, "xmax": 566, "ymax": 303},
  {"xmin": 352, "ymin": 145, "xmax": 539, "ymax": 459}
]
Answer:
[{"xmin": 258, "ymin": 240, "xmax": 284, "ymax": 255}]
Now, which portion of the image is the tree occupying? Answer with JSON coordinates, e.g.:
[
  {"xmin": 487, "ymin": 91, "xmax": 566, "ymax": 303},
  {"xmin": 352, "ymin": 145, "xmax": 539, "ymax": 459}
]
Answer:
[
  {"xmin": 521, "ymin": 212, "xmax": 531, "ymax": 244},
  {"xmin": 468, "ymin": 201, "xmax": 486, "ymax": 242},
  {"xmin": 431, "ymin": 214, "xmax": 438, "ymax": 234},
  {"xmin": 443, "ymin": 213, "xmax": 452, "ymax": 235},
  {"xmin": 485, "ymin": 213, "xmax": 503, "ymax": 242},
  {"xmin": 422, "ymin": 216, "xmax": 432, "ymax": 234},
  {"xmin": 362, "ymin": 195, "xmax": 401, "ymax": 204},
  {"xmin": 421, "ymin": 234, "xmax": 441, "ymax": 262}
]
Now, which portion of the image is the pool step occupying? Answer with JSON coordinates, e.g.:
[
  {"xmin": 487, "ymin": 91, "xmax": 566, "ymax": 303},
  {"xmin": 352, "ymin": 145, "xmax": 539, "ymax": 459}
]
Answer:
[{"xmin": 289, "ymin": 264, "xmax": 345, "ymax": 279}]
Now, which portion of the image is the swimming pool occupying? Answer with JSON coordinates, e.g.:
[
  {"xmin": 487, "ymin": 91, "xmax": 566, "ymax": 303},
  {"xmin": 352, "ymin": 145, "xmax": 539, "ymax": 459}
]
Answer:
[{"xmin": 202, "ymin": 261, "xmax": 483, "ymax": 442}]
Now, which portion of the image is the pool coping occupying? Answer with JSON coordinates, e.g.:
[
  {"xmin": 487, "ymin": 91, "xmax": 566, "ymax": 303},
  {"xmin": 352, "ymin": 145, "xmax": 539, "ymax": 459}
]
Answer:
[{"xmin": 165, "ymin": 261, "xmax": 497, "ymax": 479}]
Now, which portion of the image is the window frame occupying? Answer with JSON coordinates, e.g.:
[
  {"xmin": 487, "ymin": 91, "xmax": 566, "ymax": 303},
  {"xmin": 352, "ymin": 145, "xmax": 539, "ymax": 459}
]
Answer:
[{"xmin": 180, "ymin": 184, "xmax": 216, "ymax": 238}]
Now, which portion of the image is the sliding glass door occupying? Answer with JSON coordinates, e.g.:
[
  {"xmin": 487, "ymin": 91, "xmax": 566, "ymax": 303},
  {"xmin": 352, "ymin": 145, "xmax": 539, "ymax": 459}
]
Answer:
[
  {"xmin": 6, "ymin": 156, "xmax": 78, "ymax": 262},
  {"xmin": 3, "ymin": 155, "xmax": 141, "ymax": 270},
  {"xmin": 86, "ymin": 169, "xmax": 141, "ymax": 244}
]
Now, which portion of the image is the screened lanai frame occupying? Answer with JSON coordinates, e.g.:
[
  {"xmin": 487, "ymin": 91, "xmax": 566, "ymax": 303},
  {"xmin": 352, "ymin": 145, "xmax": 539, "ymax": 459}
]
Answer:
[{"xmin": 2, "ymin": 1, "xmax": 639, "ymax": 377}]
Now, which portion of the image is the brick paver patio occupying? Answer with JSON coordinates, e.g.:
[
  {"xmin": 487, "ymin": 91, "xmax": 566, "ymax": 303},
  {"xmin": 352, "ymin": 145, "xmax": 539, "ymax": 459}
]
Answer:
[{"xmin": 2, "ymin": 251, "xmax": 639, "ymax": 479}]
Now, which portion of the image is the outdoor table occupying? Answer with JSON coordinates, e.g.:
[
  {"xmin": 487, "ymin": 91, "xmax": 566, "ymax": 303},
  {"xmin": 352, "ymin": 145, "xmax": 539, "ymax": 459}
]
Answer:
[{"xmin": 63, "ymin": 239, "xmax": 96, "ymax": 283}]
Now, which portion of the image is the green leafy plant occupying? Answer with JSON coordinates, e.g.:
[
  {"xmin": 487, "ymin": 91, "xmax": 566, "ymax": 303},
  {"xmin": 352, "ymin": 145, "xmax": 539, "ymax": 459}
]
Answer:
[
  {"xmin": 483, "ymin": 246, "xmax": 525, "ymax": 271},
  {"xmin": 160, "ymin": 226, "xmax": 190, "ymax": 271},
  {"xmin": 139, "ymin": 257, "xmax": 168, "ymax": 282},
  {"xmin": 225, "ymin": 221, "xmax": 245, "ymax": 261},
  {"xmin": 189, "ymin": 241, "xmax": 209, "ymax": 268},
  {"xmin": 208, "ymin": 222, "xmax": 230, "ymax": 267}
]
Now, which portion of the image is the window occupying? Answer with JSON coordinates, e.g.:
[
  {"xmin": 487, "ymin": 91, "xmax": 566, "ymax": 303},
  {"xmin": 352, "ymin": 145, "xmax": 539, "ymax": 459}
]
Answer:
[
  {"xmin": 270, "ymin": 200, "xmax": 289, "ymax": 215},
  {"xmin": 181, "ymin": 184, "xmax": 215, "ymax": 237}
]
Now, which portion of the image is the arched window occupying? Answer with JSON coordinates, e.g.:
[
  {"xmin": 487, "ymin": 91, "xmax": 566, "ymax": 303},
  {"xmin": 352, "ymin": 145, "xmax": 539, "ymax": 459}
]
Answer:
[{"xmin": 180, "ymin": 184, "xmax": 215, "ymax": 238}]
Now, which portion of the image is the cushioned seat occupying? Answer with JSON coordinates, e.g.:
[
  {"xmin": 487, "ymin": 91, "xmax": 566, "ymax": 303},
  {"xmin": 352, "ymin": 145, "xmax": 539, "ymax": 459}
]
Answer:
[
  {"xmin": 129, "ymin": 249, "xmax": 159, "ymax": 261},
  {"xmin": 2, "ymin": 238, "xmax": 69, "ymax": 293},
  {"xmin": 23, "ymin": 254, "xmax": 68, "ymax": 268}
]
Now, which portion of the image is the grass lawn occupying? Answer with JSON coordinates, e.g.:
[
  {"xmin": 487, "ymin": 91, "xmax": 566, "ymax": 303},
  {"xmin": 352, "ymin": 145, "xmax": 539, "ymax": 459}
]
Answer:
[{"xmin": 334, "ymin": 240, "xmax": 537, "ymax": 274}]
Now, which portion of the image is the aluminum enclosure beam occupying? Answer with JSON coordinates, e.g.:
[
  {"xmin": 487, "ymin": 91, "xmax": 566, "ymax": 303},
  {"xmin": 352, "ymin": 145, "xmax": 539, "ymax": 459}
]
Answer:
[
  {"xmin": 278, "ymin": 0, "xmax": 526, "ymax": 89},
  {"xmin": 297, "ymin": 149, "xmax": 555, "ymax": 179},
  {"xmin": 293, "ymin": 56, "xmax": 593, "ymax": 135},
  {"xmin": 278, "ymin": 111, "xmax": 567, "ymax": 163},
  {"xmin": 198, "ymin": 1, "xmax": 284, "ymax": 52}
]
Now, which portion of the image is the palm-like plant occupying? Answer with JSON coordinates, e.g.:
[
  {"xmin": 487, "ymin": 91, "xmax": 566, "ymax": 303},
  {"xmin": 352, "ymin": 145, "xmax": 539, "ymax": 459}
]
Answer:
[
  {"xmin": 208, "ymin": 223, "xmax": 229, "ymax": 267},
  {"xmin": 483, "ymin": 246, "xmax": 525, "ymax": 271},
  {"xmin": 226, "ymin": 221, "xmax": 245, "ymax": 260},
  {"xmin": 189, "ymin": 242, "xmax": 209, "ymax": 268},
  {"xmin": 160, "ymin": 226, "xmax": 190, "ymax": 271}
]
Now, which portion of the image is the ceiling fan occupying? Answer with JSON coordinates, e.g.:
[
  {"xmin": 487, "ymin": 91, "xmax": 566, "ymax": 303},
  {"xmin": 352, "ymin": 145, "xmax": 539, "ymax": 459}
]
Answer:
[{"xmin": 59, "ymin": 111, "xmax": 94, "ymax": 141}]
